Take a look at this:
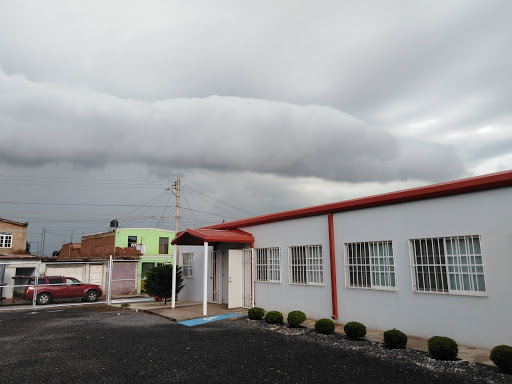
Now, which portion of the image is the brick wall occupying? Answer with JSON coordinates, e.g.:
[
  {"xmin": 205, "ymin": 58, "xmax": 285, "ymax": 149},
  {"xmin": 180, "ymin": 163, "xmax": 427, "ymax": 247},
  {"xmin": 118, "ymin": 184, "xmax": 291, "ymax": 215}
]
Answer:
[
  {"xmin": 0, "ymin": 221, "xmax": 28, "ymax": 254},
  {"xmin": 58, "ymin": 243, "xmax": 82, "ymax": 260},
  {"xmin": 81, "ymin": 232, "xmax": 116, "ymax": 259},
  {"xmin": 57, "ymin": 231, "xmax": 141, "ymax": 261}
]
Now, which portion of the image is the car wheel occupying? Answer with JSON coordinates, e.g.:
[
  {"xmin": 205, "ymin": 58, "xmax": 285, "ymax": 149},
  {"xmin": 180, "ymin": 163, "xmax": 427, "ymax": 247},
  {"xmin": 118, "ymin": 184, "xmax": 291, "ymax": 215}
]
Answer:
[
  {"xmin": 37, "ymin": 292, "xmax": 52, "ymax": 305},
  {"xmin": 84, "ymin": 290, "xmax": 99, "ymax": 302}
]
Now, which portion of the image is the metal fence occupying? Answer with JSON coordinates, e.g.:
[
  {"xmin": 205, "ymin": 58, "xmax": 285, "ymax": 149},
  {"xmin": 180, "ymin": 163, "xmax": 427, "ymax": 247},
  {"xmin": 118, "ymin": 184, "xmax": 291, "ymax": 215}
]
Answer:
[{"xmin": 0, "ymin": 256, "xmax": 172, "ymax": 310}]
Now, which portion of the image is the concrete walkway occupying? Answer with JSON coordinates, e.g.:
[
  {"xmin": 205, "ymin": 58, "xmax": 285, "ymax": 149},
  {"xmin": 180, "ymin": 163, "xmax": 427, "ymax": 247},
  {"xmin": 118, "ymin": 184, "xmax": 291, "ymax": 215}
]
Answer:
[{"xmin": 113, "ymin": 301, "xmax": 493, "ymax": 366}]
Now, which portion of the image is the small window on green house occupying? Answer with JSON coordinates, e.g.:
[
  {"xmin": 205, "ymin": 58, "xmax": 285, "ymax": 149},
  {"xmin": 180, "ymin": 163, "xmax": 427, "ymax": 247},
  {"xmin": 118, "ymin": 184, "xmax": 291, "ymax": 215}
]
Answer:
[
  {"xmin": 128, "ymin": 236, "xmax": 137, "ymax": 248},
  {"xmin": 159, "ymin": 237, "xmax": 169, "ymax": 254}
]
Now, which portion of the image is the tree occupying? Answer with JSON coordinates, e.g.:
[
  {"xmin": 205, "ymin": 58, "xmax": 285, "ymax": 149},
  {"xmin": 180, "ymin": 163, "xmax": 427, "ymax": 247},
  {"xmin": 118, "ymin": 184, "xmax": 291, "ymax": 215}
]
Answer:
[{"xmin": 143, "ymin": 264, "xmax": 184, "ymax": 304}]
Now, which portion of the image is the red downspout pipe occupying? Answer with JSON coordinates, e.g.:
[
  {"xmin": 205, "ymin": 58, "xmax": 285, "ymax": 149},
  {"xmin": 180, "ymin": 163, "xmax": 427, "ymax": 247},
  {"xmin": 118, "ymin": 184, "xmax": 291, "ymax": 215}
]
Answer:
[{"xmin": 328, "ymin": 213, "xmax": 338, "ymax": 319}]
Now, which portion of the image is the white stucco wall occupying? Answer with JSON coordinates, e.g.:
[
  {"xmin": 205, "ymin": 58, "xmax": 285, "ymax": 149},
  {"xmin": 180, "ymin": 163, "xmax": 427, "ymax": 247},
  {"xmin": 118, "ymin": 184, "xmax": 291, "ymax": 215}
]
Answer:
[
  {"xmin": 179, "ymin": 186, "xmax": 511, "ymax": 349},
  {"xmin": 244, "ymin": 215, "xmax": 333, "ymax": 321},
  {"xmin": 332, "ymin": 187, "xmax": 511, "ymax": 349},
  {"xmin": 177, "ymin": 245, "xmax": 213, "ymax": 303}
]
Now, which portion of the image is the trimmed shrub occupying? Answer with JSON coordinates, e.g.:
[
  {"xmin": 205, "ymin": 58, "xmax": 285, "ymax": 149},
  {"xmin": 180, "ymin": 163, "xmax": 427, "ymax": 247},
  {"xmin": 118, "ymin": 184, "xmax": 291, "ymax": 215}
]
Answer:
[
  {"xmin": 315, "ymin": 318, "xmax": 335, "ymax": 334},
  {"xmin": 287, "ymin": 310, "xmax": 307, "ymax": 328},
  {"xmin": 265, "ymin": 311, "xmax": 283, "ymax": 324},
  {"xmin": 383, "ymin": 329, "xmax": 407, "ymax": 349},
  {"xmin": 344, "ymin": 321, "xmax": 367, "ymax": 339},
  {"xmin": 428, "ymin": 336, "xmax": 458, "ymax": 361},
  {"xmin": 490, "ymin": 345, "xmax": 512, "ymax": 374},
  {"xmin": 248, "ymin": 307, "xmax": 265, "ymax": 320}
]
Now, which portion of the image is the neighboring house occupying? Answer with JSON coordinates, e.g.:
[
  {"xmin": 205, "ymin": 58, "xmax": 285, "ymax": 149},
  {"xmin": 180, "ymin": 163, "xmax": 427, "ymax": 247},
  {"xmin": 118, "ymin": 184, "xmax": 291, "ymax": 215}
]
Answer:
[
  {"xmin": 58, "ymin": 231, "xmax": 141, "ymax": 296},
  {"xmin": 0, "ymin": 218, "xmax": 40, "ymax": 300},
  {"xmin": 0, "ymin": 218, "xmax": 29, "ymax": 255},
  {"xmin": 114, "ymin": 228, "xmax": 175, "ymax": 293},
  {"xmin": 173, "ymin": 170, "xmax": 512, "ymax": 349},
  {"xmin": 57, "ymin": 228, "xmax": 175, "ymax": 295}
]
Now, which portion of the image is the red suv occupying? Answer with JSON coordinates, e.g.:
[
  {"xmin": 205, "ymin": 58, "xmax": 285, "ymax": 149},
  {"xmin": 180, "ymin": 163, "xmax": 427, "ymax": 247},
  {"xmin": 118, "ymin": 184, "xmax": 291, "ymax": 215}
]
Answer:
[{"xmin": 23, "ymin": 276, "xmax": 103, "ymax": 305}]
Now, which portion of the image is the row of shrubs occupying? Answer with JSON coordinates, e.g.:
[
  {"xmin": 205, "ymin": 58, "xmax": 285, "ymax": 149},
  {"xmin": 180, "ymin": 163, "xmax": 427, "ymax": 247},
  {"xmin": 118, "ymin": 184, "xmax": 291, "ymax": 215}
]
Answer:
[{"xmin": 247, "ymin": 307, "xmax": 512, "ymax": 374}]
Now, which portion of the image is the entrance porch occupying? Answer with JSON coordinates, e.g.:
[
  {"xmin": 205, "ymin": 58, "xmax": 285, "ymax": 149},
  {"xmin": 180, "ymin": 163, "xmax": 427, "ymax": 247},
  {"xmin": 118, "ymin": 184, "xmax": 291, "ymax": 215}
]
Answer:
[{"xmin": 170, "ymin": 228, "xmax": 254, "ymax": 316}]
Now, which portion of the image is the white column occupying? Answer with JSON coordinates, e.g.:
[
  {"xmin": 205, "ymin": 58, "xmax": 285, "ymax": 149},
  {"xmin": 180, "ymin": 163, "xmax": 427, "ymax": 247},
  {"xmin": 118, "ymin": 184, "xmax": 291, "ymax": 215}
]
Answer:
[
  {"xmin": 251, "ymin": 248, "xmax": 255, "ymax": 308},
  {"xmin": 107, "ymin": 255, "xmax": 113, "ymax": 305},
  {"xmin": 203, "ymin": 241, "xmax": 208, "ymax": 316},
  {"xmin": 171, "ymin": 243, "xmax": 177, "ymax": 308}
]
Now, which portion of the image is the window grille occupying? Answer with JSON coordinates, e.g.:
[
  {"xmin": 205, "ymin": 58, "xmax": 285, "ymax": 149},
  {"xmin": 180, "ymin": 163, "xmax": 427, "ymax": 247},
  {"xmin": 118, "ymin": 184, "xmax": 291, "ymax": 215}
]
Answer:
[
  {"xmin": 182, "ymin": 253, "xmax": 194, "ymax": 278},
  {"xmin": 288, "ymin": 245, "xmax": 323, "ymax": 285},
  {"xmin": 344, "ymin": 241, "xmax": 396, "ymax": 291},
  {"xmin": 255, "ymin": 247, "xmax": 280, "ymax": 283},
  {"xmin": 409, "ymin": 235, "xmax": 486, "ymax": 295}
]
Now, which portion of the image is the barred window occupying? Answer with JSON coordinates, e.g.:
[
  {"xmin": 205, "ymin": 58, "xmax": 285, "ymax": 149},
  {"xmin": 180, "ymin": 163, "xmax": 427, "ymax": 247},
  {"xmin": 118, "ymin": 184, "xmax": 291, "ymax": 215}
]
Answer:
[
  {"xmin": 255, "ymin": 247, "xmax": 281, "ymax": 283},
  {"xmin": 288, "ymin": 245, "xmax": 323, "ymax": 285},
  {"xmin": 344, "ymin": 241, "xmax": 396, "ymax": 290},
  {"xmin": 410, "ymin": 235, "xmax": 486, "ymax": 295},
  {"xmin": 0, "ymin": 234, "xmax": 12, "ymax": 248},
  {"xmin": 182, "ymin": 253, "xmax": 194, "ymax": 278}
]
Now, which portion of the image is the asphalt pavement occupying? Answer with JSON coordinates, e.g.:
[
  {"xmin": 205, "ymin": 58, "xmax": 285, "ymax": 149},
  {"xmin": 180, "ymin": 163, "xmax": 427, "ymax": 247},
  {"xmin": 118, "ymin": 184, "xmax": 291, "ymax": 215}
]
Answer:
[{"xmin": 0, "ymin": 306, "xmax": 509, "ymax": 384}]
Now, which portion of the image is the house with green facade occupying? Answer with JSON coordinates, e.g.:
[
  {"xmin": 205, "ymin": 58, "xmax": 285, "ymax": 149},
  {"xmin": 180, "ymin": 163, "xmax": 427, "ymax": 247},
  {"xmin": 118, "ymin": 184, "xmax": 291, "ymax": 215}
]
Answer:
[{"xmin": 114, "ymin": 228, "xmax": 175, "ymax": 293}]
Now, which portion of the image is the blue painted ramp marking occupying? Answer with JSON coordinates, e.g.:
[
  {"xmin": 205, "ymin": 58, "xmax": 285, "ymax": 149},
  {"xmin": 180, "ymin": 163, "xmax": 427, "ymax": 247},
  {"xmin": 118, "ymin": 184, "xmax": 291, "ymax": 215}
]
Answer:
[{"xmin": 178, "ymin": 313, "xmax": 244, "ymax": 326}]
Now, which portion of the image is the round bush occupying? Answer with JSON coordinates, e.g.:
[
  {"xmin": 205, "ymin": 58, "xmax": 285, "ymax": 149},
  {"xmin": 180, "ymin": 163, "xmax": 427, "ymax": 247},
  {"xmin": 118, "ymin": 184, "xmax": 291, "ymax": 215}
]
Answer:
[
  {"xmin": 315, "ymin": 318, "xmax": 335, "ymax": 334},
  {"xmin": 287, "ymin": 310, "xmax": 307, "ymax": 328},
  {"xmin": 248, "ymin": 307, "xmax": 265, "ymax": 320},
  {"xmin": 344, "ymin": 321, "xmax": 367, "ymax": 339},
  {"xmin": 428, "ymin": 336, "xmax": 458, "ymax": 361},
  {"xmin": 490, "ymin": 345, "xmax": 512, "ymax": 374},
  {"xmin": 264, "ymin": 311, "xmax": 283, "ymax": 324},
  {"xmin": 383, "ymin": 329, "xmax": 408, "ymax": 349}
]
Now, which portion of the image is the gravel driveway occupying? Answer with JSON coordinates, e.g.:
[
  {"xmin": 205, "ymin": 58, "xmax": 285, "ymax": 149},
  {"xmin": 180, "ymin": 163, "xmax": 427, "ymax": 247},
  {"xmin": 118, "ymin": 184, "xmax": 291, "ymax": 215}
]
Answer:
[{"xmin": 0, "ymin": 306, "xmax": 509, "ymax": 383}]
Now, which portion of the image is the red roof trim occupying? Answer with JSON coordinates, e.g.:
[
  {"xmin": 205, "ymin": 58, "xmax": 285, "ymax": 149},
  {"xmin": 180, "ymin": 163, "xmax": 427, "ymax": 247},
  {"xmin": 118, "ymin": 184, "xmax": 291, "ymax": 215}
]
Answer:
[
  {"xmin": 204, "ymin": 170, "xmax": 512, "ymax": 230},
  {"xmin": 172, "ymin": 228, "xmax": 254, "ymax": 245}
]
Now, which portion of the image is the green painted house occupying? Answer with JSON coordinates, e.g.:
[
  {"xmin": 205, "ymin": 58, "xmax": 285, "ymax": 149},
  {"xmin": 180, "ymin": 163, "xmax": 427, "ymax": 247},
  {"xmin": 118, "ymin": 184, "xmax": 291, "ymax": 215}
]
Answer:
[{"xmin": 114, "ymin": 228, "xmax": 175, "ymax": 293}]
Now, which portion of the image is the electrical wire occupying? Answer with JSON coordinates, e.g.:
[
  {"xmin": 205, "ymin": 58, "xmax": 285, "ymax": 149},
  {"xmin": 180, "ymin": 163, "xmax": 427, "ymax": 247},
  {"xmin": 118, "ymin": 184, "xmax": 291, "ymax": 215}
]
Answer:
[
  {"xmin": 183, "ymin": 184, "xmax": 257, "ymax": 216},
  {"xmin": 181, "ymin": 188, "xmax": 241, "ymax": 219}
]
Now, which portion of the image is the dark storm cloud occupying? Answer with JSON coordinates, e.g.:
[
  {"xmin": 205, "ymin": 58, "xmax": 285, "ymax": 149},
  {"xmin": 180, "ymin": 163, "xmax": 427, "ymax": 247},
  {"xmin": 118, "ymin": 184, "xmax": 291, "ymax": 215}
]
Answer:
[{"xmin": 0, "ymin": 69, "xmax": 464, "ymax": 182}]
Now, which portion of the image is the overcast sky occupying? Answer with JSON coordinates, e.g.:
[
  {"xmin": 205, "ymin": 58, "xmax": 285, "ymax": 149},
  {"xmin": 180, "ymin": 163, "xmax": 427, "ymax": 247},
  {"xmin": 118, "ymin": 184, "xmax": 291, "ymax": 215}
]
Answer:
[{"xmin": 1, "ymin": 1, "xmax": 511, "ymax": 255}]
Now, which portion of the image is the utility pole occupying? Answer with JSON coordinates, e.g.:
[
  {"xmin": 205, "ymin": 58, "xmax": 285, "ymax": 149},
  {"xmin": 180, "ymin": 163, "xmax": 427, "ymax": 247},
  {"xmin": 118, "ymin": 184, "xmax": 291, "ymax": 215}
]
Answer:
[
  {"xmin": 40, "ymin": 226, "xmax": 46, "ymax": 257},
  {"xmin": 173, "ymin": 176, "xmax": 180, "ymax": 264}
]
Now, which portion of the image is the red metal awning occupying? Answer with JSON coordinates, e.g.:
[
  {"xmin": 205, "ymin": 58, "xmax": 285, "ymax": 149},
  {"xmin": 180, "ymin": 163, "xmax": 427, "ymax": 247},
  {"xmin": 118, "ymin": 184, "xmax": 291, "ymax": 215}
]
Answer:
[{"xmin": 171, "ymin": 228, "xmax": 254, "ymax": 246}]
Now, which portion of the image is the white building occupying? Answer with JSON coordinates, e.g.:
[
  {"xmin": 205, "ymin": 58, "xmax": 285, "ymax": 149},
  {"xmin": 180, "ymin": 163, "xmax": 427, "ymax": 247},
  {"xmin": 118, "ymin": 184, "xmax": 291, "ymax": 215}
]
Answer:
[{"xmin": 172, "ymin": 170, "xmax": 512, "ymax": 349}]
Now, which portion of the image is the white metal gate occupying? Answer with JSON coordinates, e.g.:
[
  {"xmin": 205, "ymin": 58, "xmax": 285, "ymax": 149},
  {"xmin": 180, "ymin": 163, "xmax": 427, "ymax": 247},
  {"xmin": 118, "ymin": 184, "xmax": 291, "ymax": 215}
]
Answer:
[
  {"xmin": 209, "ymin": 251, "xmax": 223, "ymax": 304},
  {"xmin": 242, "ymin": 249, "xmax": 253, "ymax": 308}
]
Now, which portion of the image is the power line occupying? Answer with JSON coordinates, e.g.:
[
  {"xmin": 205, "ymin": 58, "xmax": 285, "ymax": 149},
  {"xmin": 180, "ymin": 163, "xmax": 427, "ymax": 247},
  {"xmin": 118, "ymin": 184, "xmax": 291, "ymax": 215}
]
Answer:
[
  {"xmin": 183, "ymin": 185, "xmax": 257, "ymax": 216},
  {"xmin": 181, "ymin": 193, "xmax": 201, "ymax": 227},
  {"xmin": 0, "ymin": 201, "xmax": 171, "ymax": 207},
  {"xmin": 181, "ymin": 188, "xmax": 241, "ymax": 220},
  {"xmin": 0, "ymin": 174, "xmax": 170, "ymax": 184}
]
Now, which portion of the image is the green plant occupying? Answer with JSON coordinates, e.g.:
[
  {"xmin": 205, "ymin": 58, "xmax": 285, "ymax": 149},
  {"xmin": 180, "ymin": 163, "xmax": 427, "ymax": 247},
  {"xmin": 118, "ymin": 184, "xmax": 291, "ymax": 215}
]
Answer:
[
  {"xmin": 264, "ymin": 311, "xmax": 283, "ymax": 324},
  {"xmin": 315, "ymin": 318, "xmax": 335, "ymax": 334},
  {"xmin": 383, "ymin": 329, "xmax": 407, "ymax": 349},
  {"xmin": 248, "ymin": 307, "xmax": 265, "ymax": 320},
  {"xmin": 120, "ymin": 303, "xmax": 130, "ymax": 308},
  {"xmin": 344, "ymin": 321, "xmax": 366, "ymax": 339},
  {"xmin": 490, "ymin": 345, "xmax": 512, "ymax": 374},
  {"xmin": 287, "ymin": 310, "xmax": 307, "ymax": 327},
  {"xmin": 428, "ymin": 336, "xmax": 458, "ymax": 360},
  {"xmin": 143, "ymin": 264, "xmax": 184, "ymax": 305}
]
